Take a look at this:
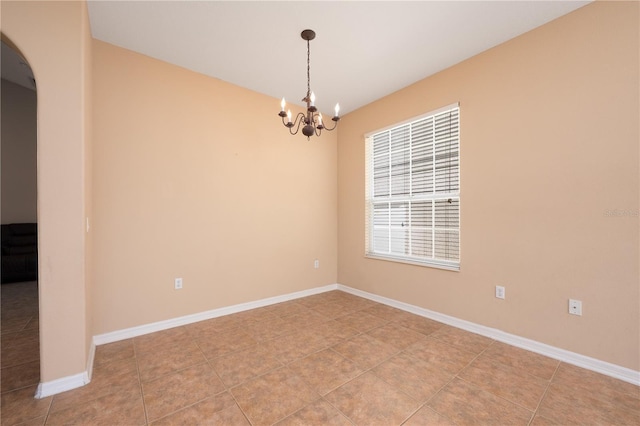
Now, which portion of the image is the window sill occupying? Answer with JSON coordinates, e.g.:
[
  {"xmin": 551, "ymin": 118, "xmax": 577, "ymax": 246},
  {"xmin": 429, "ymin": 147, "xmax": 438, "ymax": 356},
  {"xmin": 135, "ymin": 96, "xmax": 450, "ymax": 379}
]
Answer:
[{"xmin": 365, "ymin": 253, "xmax": 460, "ymax": 272}]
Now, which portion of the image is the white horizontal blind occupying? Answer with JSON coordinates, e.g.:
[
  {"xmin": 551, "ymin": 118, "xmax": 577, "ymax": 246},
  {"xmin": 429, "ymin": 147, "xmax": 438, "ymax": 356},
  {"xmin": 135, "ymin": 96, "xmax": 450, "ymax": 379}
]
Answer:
[{"xmin": 365, "ymin": 105, "xmax": 460, "ymax": 270}]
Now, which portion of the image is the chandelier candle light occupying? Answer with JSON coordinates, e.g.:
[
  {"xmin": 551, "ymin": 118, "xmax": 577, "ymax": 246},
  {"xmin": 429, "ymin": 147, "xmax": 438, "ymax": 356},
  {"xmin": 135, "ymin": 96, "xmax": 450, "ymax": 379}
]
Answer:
[{"xmin": 279, "ymin": 29, "xmax": 340, "ymax": 139}]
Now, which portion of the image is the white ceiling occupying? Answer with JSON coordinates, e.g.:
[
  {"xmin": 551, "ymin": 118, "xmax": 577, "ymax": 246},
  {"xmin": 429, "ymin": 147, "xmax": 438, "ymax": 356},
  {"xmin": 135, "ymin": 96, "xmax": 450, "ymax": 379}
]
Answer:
[{"xmin": 4, "ymin": 1, "xmax": 592, "ymax": 114}]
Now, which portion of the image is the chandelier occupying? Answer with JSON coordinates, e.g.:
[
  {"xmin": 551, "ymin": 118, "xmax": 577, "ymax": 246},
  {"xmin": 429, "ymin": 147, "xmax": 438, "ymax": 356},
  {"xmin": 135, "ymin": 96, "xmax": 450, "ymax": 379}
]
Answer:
[{"xmin": 278, "ymin": 29, "xmax": 340, "ymax": 139}]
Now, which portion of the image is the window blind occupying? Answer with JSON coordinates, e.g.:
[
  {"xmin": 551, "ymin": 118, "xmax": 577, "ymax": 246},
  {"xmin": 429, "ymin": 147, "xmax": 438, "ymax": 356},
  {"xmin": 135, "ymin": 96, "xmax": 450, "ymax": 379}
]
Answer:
[{"xmin": 365, "ymin": 104, "xmax": 460, "ymax": 270}]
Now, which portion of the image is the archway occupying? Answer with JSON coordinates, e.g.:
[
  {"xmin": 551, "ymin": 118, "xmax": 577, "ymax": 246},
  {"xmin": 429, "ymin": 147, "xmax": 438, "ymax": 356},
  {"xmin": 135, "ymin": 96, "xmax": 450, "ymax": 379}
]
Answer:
[
  {"xmin": 1, "ymin": 0, "xmax": 91, "ymax": 401},
  {"xmin": 0, "ymin": 37, "xmax": 40, "ymax": 395}
]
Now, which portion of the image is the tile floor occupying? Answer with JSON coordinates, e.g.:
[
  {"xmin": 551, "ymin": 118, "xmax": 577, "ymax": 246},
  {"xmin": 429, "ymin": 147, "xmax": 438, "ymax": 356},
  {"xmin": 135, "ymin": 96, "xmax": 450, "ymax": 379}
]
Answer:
[{"xmin": 1, "ymin": 281, "xmax": 639, "ymax": 425}]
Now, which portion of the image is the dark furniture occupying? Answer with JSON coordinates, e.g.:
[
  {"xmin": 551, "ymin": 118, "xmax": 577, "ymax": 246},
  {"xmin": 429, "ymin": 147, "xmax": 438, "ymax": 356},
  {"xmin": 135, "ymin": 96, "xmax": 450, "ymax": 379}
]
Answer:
[{"xmin": 1, "ymin": 223, "xmax": 38, "ymax": 283}]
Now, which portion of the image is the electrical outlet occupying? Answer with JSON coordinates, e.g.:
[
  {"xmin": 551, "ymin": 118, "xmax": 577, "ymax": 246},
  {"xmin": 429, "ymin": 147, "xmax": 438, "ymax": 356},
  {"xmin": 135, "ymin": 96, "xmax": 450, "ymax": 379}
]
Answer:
[
  {"xmin": 495, "ymin": 285, "xmax": 505, "ymax": 299},
  {"xmin": 314, "ymin": 259, "xmax": 319, "ymax": 269},
  {"xmin": 174, "ymin": 278, "xmax": 183, "ymax": 290},
  {"xmin": 569, "ymin": 299, "xmax": 582, "ymax": 316}
]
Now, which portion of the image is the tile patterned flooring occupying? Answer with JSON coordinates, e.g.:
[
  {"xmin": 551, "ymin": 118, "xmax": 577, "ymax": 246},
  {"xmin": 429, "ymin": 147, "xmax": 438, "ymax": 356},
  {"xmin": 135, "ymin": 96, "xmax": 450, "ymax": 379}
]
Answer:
[{"xmin": 1, "ymin": 281, "xmax": 639, "ymax": 425}]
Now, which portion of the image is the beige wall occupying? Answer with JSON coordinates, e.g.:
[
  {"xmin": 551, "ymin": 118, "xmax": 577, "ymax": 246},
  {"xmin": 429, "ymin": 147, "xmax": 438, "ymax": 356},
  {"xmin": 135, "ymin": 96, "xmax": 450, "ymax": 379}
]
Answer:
[
  {"xmin": 91, "ymin": 40, "xmax": 337, "ymax": 334},
  {"xmin": 1, "ymin": 78, "xmax": 37, "ymax": 224},
  {"xmin": 338, "ymin": 1, "xmax": 639, "ymax": 370},
  {"xmin": 1, "ymin": 1, "xmax": 92, "ymax": 381}
]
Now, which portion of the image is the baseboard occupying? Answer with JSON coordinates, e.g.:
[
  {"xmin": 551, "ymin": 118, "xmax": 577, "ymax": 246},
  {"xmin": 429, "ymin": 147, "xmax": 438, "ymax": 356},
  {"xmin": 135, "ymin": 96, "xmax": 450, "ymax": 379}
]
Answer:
[
  {"xmin": 337, "ymin": 284, "xmax": 640, "ymax": 386},
  {"xmin": 93, "ymin": 284, "xmax": 338, "ymax": 345},
  {"xmin": 35, "ymin": 372, "xmax": 89, "ymax": 399},
  {"xmin": 36, "ymin": 285, "xmax": 339, "ymax": 398},
  {"xmin": 34, "ymin": 338, "xmax": 96, "ymax": 399},
  {"xmin": 84, "ymin": 281, "xmax": 637, "ymax": 394}
]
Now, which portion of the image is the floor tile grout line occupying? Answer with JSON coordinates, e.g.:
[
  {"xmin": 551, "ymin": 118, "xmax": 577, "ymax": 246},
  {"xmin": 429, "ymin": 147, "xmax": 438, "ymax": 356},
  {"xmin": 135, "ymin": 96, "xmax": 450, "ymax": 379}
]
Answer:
[
  {"xmin": 50, "ymin": 348, "xmax": 145, "ymax": 424},
  {"xmin": 144, "ymin": 302, "xmax": 440, "ymax": 424},
  {"xmin": 454, "ymin": 374, "xmax": 539, "ymax": 420},
  {"xmin": 363, "ymin": 346, "xmax": 444, "ymax": 426},
  {"xmin": 453, "ymin": 339, "xmax": 555, "ymax": 421},
  {"xmin": 527, "ymin": 361, "xmax": 561, "ymax": 426},
  {"xmin": 226, "ymin": 386, "xmax": 255, "ymax": 426},
  {"xmin": 147, "ymin": 389, "xmax": 228, "ymax": 426},
  {"xmin": 42, "ymin": 389, "xmax": 54, "ymax": 426},
  {"xmin": 140, "ymin": 337, "xmax": 233, "ymax": 425},
  {"xmin": 1, "ymin": 386, "xmax": 53, "ymax": 426},
  {"xmin": 316, "ymin": 395, "xmax": 357, "ymax": 426},
  {"xmin": 133, "ymin": 341, "xmax": 151, "ymax": 426},
  {"xmin": 220, "ymin": 352, "xmax": 321, "ymax": 426},
  {"xmin": 318, "ymin": 332, "xmax": 466, "ymax": 426},
  {"xmin": 315, "ymin": 343, "xmax": 416, "ymax": 424},
  {"xmin": 215, "ymin": 305, "xmax": 401, "ymax": 425},
  {"xmin": 418, "ymin": 338, "xmax": 498, "ymax": 423}
]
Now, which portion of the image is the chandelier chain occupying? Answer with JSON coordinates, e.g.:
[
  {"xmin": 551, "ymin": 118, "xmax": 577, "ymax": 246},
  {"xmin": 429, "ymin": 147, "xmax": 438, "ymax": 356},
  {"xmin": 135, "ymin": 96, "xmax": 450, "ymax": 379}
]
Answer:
[{"xmin": 306, "ymin": 39, "xmax": 311, "ymax": 100}]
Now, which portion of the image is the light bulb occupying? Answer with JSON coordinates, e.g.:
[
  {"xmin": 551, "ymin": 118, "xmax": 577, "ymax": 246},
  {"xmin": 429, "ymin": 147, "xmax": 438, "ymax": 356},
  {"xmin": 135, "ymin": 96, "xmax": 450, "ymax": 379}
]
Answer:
[
  {"xmin": 280, "ymin": 98, "xmax": 286, "ymax": 111},
  {"xmin": 334, "ymin": 103, "xmax": 340, "ymax": 117},
  {"xmin": 310, "ymin": 92, "xmax": 316, "ymax": 106},
  {"xmin": 287, "ymin": 110, "xmax": 292, "ymax": 123}
]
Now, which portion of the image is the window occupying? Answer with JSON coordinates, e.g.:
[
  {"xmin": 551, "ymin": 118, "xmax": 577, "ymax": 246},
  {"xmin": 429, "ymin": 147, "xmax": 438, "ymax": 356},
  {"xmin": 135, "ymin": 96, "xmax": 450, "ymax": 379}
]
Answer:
[{"xmin": 365, "ymin": 104, "xmax": 460, "ymax": 271}]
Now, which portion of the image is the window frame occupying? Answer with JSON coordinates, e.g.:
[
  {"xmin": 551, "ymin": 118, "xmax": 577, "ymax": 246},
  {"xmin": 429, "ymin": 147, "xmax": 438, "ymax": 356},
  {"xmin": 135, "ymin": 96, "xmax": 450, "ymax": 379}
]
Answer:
[{"xmin": 364, "ymin": 103, "xmax": 460, "ymax": 271}]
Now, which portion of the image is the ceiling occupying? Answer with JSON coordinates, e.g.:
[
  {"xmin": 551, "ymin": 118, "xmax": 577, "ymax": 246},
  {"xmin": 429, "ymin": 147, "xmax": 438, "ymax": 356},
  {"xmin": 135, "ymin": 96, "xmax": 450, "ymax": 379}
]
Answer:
[{"xmin": 4, "ymin": 1, "xmax": 592, "ymax": 114}]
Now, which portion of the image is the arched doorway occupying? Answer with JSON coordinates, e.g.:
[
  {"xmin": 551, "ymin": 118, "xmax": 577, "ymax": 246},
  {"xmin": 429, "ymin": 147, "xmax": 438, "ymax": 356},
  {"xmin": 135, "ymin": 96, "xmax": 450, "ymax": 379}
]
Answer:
[
  {"xmin": 0, "ymin": 39, "xmax": 41, "ymax": 395},
  {"xmin": 1, "ymin": 0, "xmax": 92, "ymax": 403}
]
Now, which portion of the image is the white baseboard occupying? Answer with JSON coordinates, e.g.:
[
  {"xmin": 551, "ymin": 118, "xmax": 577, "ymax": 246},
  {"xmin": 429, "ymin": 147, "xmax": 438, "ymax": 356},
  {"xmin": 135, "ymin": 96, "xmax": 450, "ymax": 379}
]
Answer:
[
  {"xmin": 40, "ymin": 284, "xmax": 338, "ymax": 398},
  {"xmin": 93, "ymin": 284, "xmax": 338, "ymax": 345},
  {"xmin": 42, "ymin": 281, "xmax": 635, "ymax": 399},
  {"xmin": 35, "ymin": 372, "xmax": 89, "ymax": 399},
  {"xmin": 337, "ymin": 284, "xmax": 640, "ymax": 386},
  {"xmin": 35, "ymin": 339, "xmax": 96, "ymax": 399}
]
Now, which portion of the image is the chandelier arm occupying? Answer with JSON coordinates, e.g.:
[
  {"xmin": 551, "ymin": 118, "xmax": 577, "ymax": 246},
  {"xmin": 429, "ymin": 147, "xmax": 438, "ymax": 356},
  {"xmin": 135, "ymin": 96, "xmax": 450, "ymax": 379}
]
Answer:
[
  {"xmin": 320, "ymin": 117, "xmax": 339, "ymax": 132},
  {"xmin": 281, "ymin": 114, "xmax": 297, "ymax": 135},
  {"xmin": 285, "ymin": 112, "xmax": 308, "ymax": 136},
  {"xmin": 295, "ymin": 111, "xmax": 307, "ymax": 125}
]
